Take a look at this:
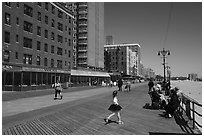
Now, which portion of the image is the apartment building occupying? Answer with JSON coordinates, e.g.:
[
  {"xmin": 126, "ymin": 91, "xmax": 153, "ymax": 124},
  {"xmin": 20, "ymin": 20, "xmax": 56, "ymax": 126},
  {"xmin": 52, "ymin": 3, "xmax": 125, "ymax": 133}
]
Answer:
[
  {"xmin": 68, "ymin": 2, "xmax": 110, "ymax": 86},
  {"xmin": 104, "ymin": 43, "xmax": 141, "ymax": 80},
  {"xmin": 2, "ymin": 2, "xmax": 75, "ymax": 91},
  {"xmin": 75, "ymin": 2, "xmax": 104, "ymax": 69}
]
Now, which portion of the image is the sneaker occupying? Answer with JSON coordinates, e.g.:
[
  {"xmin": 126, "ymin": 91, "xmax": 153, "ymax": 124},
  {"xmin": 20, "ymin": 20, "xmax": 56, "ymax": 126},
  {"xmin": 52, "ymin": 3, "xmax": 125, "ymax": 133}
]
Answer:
[
  {"xmin": 165, "ymin": 114, "xmax": 172, "ymax": 118},
  {"xmin": 118, "ymin": 121, "xmax": 124, "ymax": 124},
  {"xmin": 104, "ymin": 118, "xmax": 108, "ymax": 123}
]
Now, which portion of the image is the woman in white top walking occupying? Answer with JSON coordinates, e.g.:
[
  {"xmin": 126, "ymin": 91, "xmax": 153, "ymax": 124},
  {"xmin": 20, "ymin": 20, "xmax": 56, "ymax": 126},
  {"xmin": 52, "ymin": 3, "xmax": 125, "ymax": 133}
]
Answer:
[
  {"xmin": 53, "ymin": 80, "xmax": 63, "ymax": 100},
  {"xmin": 104, "ymin": 90, "xmax": 123, "ymax": 124}
]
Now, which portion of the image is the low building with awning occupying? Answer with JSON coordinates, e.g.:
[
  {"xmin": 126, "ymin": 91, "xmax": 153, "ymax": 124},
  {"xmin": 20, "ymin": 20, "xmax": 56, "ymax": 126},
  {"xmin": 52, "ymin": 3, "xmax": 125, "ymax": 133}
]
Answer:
[{"xmin": 70, "ymin": 69, "xmax": 110, "ymax": 86}]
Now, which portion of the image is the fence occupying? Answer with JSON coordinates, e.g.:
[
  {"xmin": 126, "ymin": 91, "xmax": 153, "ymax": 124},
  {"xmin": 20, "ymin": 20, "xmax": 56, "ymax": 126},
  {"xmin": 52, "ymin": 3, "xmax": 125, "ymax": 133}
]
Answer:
[{"xmin": 179, "ymin": 93, "xmax": 202, "ymax": 130}]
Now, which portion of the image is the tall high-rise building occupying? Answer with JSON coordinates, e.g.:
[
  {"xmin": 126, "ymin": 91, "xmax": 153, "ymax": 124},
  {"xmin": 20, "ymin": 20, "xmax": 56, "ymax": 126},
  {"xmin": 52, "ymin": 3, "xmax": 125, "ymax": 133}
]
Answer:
[
  {"xmin": 62, "ymin": 2, "xmax": 110, "ymax": 86},
  {"xmin": 75, "ymin": 2, "xmax": 104, "ymax": 69},
  {"xmin": 2, "ymin": 2, "xmax": 75, "ymax": 91}
]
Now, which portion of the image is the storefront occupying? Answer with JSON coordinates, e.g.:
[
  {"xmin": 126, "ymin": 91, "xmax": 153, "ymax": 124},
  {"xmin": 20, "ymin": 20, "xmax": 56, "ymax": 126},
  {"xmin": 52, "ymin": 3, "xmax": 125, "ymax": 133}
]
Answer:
[
  {"xmin": 71, "ymin": 69, "xmax": 110, "ymax": 86},
  {"xmin": 2, "ymin": 64, "xmax": 70, "ymax": 91}
]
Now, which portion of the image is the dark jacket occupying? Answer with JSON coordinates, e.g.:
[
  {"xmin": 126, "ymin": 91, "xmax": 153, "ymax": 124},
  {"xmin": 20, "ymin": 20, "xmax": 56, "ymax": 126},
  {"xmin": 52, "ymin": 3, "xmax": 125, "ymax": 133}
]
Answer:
[
  {"xmin": 151, "ymin": 91, "xmax": 161, "ymax": 102},
  {"xmin": 118, "ymin": 79, "xmax": 123, "ymax": 87},
  {"xmin": 148, "ymin": 81, "xmax": 154, "ymax": 88},
  {"xmin": 169, "ymin": 93, "xmax": 180, "ymax": 109}
]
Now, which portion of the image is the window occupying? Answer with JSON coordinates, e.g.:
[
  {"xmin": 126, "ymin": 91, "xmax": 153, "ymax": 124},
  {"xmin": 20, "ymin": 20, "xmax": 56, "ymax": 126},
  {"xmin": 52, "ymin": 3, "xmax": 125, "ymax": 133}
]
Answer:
[
  {"xmin": 57, "ymin": 60, "xmax": 62, "ymax": 69},
  {"xmin": 58, "ymin": 9, "xmax": 63, "ymax": 19},
  {"xmin": 44, "ymin": 29, "xmax": 48, "ymax": 38},
  {"xmin": 69, "ymin": 16, "xmax": 71, "ymax": 23},
  {"xmin": 37, "ymin": 56, "xmax": 41, "ymax": 65},
  {"xmin": 52, "ymin": 5, "xmax": 55, "ymax": 14},
  {"xmin": 69, "ymin": 28, "xmax": 71, "ymax": 35},
  {"xmin": 44, "ymin": 43, "xmax": 48, "ymax": 52},
  {"xmin": 37, "ymin": 12, "xmax": 41, "ymax": 21},
  {"xmin": 16, "ymin": 17, "xmax": 19, "ymax": 25},
  {"xmin": 44, "ymin": 58, "xmax": 48, "ymax": 66},
  {"xmin": 15, "ymin": 52, "xmax": 18, "ymax": 59},
  {"xmin": 23, "ymin": 37, "xmax": 32, "ymax": 48},
  {"xmin": 51, "ymin": 19, "xmax": 55, "ymax": 27},
  {"xmin": 68, "ymin": 62, "xmax": 71, "ymax": 69},
  {"xmin": 68, "ymin": 50, "xmax": 71, "ymax": 57},
  {"xmin": 24, "ymin": 21, "xmax": 33, "ymax": 33},
  {"xmin": 23, "ymin": 54, "xmax": 32, "ymax": 64},
  {"xmin": 3, "ymin": 50, "xmax": 10, "ymax": 62},
  {"xmin": 57, "ymin": 47, "xmax": 63, "ymax": 55},
  {"xmin": 51, "ymin": 59, "xmax": 54, "ymax": 67},
  {"xmin": 51, "ymin": 45, "xmax": 54, "ymax": 53},
  {"xmin": 5, "ymin": 13, "xmax": 11, "ymax": 25},
  {"xmin": 38, "ymin": 2, "xmax": 41, "ymax": 7},
  {"xmin": 68, "ymin": 39, "xmax": 71, "ymax": 46},
  {"xmin": 37, "ymin": 41, "xmax": 41, "ymax": 50},
  {"xmin": 51, "ymin": 32, "xmax": 55, "ymax": 40},
  {"xmin": 24, "ymin": 4, "xmax": 33, "ymax": 17},
  {"xmin": 4, "ymin": 31, "xmax": 10, "ymax": 43},
  {"xmin": 37, "ymin": 26, "xmax": 41, "ymax": 36},
  {"xmin": 16, "ymin": 35, "xmax": 19, "ymax": 43},
  {"xmin": 5, "ymin": 2, "xmax": 11, "ymax": 7},
  {"xmin": 58, "ymin": 22, "xmax": 63, "ymax": 31},
  {"xmin": 45, "ymin": 15, "xmax": 48, "ymax": 24},
  {"xmin": 57, "ymin": 35, "xmax": 63, "ymax": 43},
  {"xmin": 45, "ymin": 2, "xmax": 49, "ymax": 11}
]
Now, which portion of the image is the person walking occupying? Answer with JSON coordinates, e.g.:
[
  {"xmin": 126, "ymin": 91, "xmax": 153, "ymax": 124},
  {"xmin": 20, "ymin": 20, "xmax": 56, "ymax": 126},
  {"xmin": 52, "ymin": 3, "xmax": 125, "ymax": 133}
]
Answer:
[
  {"xmin": 53, "ymin": 80, "xmax": 63, "ymax": 100},
  {"xmin": 148, "ymin": 79, "xmax": 154, "ymax": 93},
  {"xmin": 104, "ymin": 91, "xmax": 123, "ymax": 124},
  {"xmin": 125, "ymin": 80, "xmax": 131, "ymax": 92},
  {"xmin": 118, "ymin": 78, "xmax": 123, "ymax": 92}
]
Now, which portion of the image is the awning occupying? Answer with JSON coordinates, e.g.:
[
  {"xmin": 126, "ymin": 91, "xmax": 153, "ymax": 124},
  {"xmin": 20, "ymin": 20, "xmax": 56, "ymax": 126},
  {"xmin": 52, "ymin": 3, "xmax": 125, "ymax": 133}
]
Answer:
[
  {"xmin": 71, "ymin": 69, "xmax": 110, "ymax": 77},
  {"xmin": 2, "ymin": 65, "xmax": 71, "ymax": 74}
]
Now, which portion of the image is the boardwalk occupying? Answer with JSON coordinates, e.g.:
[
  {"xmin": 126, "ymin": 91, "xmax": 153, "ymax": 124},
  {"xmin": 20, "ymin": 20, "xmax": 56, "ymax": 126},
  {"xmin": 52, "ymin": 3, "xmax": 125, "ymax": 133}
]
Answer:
[{"xmin": 2, "ymin": 83, "xmax": 200, "ymax": 135}]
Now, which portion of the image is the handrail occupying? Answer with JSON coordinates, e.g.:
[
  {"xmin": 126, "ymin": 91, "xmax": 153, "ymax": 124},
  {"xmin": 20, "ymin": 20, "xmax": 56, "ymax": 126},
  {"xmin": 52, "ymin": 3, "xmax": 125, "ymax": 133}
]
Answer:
[{"xmin": 180, "ymin": 93, "xmax": 202, "ymax": 130}]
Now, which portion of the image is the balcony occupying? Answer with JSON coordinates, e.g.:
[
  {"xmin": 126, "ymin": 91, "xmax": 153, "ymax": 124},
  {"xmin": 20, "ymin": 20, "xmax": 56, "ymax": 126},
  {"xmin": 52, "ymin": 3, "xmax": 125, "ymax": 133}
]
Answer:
[
  {"xmin": 78, "ymin": 14, "xmax": 87, "ymax": 20},
  {"xmin": 78, "ymin": 21, "xmax": 87, "ymax": 26},
  {"xmin": 78, "ymin": 54, "xmax": 87, "ymax": 58},
  {"xmin": 78, "ymin": 34, "xmax": 87, "ymax": 39},
  {"xmin": 78, "ymin": 28, "xmax": 87, "ymax": 33},
  {"xmin": 78, "ymin": 48, "xmax": 87, "ymax": 52},
  {"xmin": 78, "ymin": 40, "xmax": 87, "ymax": 45},
  {"xmin": 78, "ymin": 2, "xmax": 88, "ymax": 7},
  {"xmin": 78, "ymin": 61, "xmax": 87, "ymax": 65},
  {"xmin": 78, "ymin": 9, "xmax": 88, "ymax": 14}
]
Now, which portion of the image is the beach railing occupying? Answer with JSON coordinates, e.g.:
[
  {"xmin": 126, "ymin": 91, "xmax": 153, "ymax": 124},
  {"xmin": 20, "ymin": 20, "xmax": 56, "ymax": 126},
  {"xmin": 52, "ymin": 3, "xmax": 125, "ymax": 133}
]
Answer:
[{"xmin": 179, "ymin": 93, "xmax": 202, "ymax": 129}]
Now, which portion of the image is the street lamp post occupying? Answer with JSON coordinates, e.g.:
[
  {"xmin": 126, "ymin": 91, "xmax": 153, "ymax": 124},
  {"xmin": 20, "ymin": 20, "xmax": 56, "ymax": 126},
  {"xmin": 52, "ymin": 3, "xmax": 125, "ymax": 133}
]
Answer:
[
  {"xmin": 158, "ymin": 48, "xmax": 170, "ymax": 85},
  {"xmin": 166, "ymin": 66, "xmax": 171, "ymax": 81}
]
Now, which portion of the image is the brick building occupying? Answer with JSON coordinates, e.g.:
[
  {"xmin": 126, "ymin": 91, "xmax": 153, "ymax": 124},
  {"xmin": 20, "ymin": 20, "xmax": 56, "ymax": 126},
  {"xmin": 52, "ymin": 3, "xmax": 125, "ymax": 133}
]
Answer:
[
  {"xmin": 2, "ymin": 2, "xmax": 75, "ymax": 91},
  {"xmin": 104, "ymin": 43, "xmax": 141, "ymax": 81}
]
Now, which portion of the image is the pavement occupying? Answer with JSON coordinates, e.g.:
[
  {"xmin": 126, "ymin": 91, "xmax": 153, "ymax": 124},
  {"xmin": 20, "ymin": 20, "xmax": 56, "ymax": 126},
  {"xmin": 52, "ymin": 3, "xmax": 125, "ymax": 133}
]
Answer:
[
  {"xmin": 2, "ymin": 86, "xmax": 119, "ymax": 117},
  {"xmin": 2, "ymin": 83, "xmax": 201, "ymax": 135}
]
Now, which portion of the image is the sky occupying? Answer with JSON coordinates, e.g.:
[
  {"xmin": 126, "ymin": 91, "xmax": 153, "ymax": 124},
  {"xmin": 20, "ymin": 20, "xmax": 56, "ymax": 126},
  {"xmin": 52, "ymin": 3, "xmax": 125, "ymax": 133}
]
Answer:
[{"xmin": 104, "ymin": 2, "xmax": 202, "ymax": 77}]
